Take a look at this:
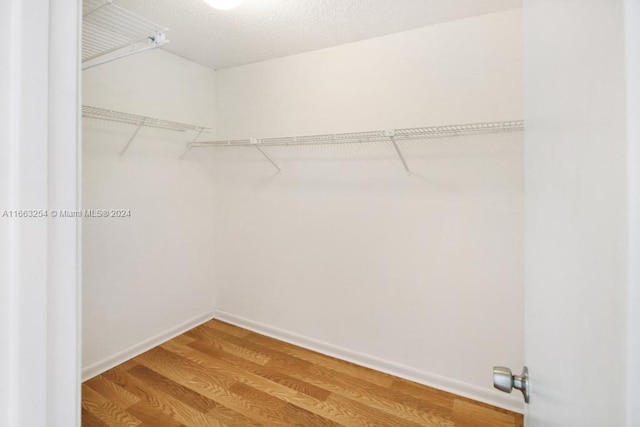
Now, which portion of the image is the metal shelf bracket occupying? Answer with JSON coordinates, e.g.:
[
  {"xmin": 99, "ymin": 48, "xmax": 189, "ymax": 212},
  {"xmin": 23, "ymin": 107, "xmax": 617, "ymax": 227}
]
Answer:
[
  {"xmin": 180, "ymin": 128, "xmax": 205, "ymax": 160},
  {"xmin": 251, "ymin": 139, "xmax": 281, "ymax": 173},
  {"xmin": 119, "ymin": 119, "xmax": 144, "ymax": 159},
  {"xmin": 385, "ymin": 129, "xmax": 411, "ymax": 174}
]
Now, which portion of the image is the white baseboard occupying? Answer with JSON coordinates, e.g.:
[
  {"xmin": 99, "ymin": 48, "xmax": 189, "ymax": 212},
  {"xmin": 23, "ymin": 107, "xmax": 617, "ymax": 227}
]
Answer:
[
  {"xmin": 82, "ymin": 311, "xmax": 215, "ymax": 381},
  {"xmin": 212, "ymin": 308, "xmax": 524, "ymax": 414}
]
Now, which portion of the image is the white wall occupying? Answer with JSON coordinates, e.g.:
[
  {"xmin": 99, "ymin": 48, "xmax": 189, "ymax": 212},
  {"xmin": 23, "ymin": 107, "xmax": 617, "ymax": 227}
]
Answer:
[
  {"xmin": 524, "ymin": 0, "xmax": 629, "ymax": 426},
  {"xmin": 216, "ymin": 10, "xmax": 522, "ymax": 139},
  {"xmin": 212, "ymin": 9, "xmax": 524, "ymax": 410},
  {"xmin": 82, "ymin": 50, "xmax": 217, "ymax": 378}
]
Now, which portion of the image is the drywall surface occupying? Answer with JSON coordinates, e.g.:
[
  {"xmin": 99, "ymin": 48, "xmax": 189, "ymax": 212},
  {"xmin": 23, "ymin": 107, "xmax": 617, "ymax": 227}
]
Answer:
[
  {"xmin": 524, "ymin": 0, "xmax": 628, "ymax": 425},
  {"xmin": 215, "ymin": 10, "xmax": 522, "ymax": 138},
  {"xmin": 82, "ymin": 50, "xmax": 217, "ymax": 377},
  {"xmin": 213, "ymin": 10, "xmax": 524, "ymax": 410}
]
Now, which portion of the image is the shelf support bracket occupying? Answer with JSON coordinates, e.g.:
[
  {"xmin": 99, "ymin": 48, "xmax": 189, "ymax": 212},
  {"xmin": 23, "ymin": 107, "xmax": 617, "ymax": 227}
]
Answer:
[
  {"xmin": 385, "ymin": 130, "xmax": 411, "ymax": 174},
  {"xmin": 119, "ymin": 120, "xmax": 144, "ymax": 159},
  {"xmin": 179, "ymin": 128, "xmax": 205, "ymax": 160},
  {"xmin": 252, "ymin": 139, "xmax": 281, "ymax": 173}
]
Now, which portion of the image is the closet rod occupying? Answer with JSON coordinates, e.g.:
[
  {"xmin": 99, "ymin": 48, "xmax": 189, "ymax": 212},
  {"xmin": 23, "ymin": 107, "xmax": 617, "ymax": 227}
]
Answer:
[{"xmin": 190, "ymin": 120, "xmax": 524, "ymax": 173}]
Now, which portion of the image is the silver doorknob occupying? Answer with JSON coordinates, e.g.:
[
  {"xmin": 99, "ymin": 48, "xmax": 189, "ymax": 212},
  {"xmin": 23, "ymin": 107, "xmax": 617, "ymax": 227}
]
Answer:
[{"xmin": 493, "ymin": 366, "xmax": 530, "ymax": 403}]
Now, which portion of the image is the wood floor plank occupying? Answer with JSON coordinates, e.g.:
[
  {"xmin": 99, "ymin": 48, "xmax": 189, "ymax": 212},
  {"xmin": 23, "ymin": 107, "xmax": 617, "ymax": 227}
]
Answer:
[
  {"xmin": 182, "ymin": 337, "xmax": 453, "ymax": 426},
  {"xmin": 163, "ymin": 338, "xmax": 433, "ymax": 427},
  {"xmin": 241, "ymin": 327, "xmax": 396, "ymax": 388},
  {"xmin": 84, "ymin": 376, "xmax": 141, "ymax": 410},
  {"xmin": 203, "ymin": 319, "xmax": 252, "ymax": 338},
  {"xmin": 204, "ymin": 404, "xmax": 265, "ymax": 427},
  {"xmin": 228, "ymin": 381, "xmax": 340, "ymax": 426},
  {"xmin": 160, "ymin": 340, "xmax": 358, "ymax": 425},
  {"xmin": 167, "ymin": 333, "xmax": 197, "ymax": 346},
  {"xmin": 283, "ymin": 402, "xmax": 343, "ymax": 427},
  {"xmin": 389, "ymin": 378, "xmax": 456, "ymax": 410},
  {"xmin": 127, "ymin": 364, "xmax": 218, "ymax": 413},
  {"xmin": 198, "ymin": 325, "xmax": 314, "ymax": 370},
  {"xmin": 125, "ymin": 402, "xmax": 184, "ymax": 427},
  {"xmin": 116, "ymin": 359, "xmax": 142, "ymax": 372},
  {"xmin": 83, "ymin": 319, "xmax": 523, "ymax": 427},
  {"xmin": 82, "ymin": 386, "xmax": 143, "ymax": 427},
  {"xmin": 103, "ymin": 365, "xmax": 246, "ymax": 427},
  {"xmin": 185, "ymin": 326, "xmax": 271, "ymax": 365},
  {"xmin": 82, "ymin": 407, "xmax": 109, "ymax": 427},
  {"xmin": 304, "ymin": 363, "xmax": 454, "ymax": 423},
  {"xmin": 184, "ymin": 340, "xmax": 331, "ymax": 401},
  {"xmin": 237, "ymin": 329, "xmax": 457, "ymax": 421},
  {"xmin": 452, "ymin": 399, "xmax": 518, "ymax": 427},
  {"xmin": 135, "ymin": 347, "xmax": 298, "ymax": 426}
]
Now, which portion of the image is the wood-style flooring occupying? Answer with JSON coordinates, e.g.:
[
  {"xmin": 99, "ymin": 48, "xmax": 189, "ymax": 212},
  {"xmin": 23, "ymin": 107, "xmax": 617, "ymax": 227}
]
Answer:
[{"xmin": 82, "ymin": 319, "xmax": 524, "ymax": 426}]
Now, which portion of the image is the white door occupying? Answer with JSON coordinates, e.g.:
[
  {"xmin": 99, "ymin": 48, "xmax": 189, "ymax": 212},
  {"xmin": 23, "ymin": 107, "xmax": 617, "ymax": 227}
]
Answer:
[{"xmin": 522, "ymin": 0, "xmax": 636, "ymax": 426}]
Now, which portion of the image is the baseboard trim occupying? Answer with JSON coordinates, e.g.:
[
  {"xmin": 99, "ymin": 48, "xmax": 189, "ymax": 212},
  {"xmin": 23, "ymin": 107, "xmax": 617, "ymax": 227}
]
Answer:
[
  {"xmin": 212, "ymin": 308, "xmax": 524, "ymax": 414},
  {"xmin": 82, "ymin": 311, "xmax": 215, "ymax": 381}
]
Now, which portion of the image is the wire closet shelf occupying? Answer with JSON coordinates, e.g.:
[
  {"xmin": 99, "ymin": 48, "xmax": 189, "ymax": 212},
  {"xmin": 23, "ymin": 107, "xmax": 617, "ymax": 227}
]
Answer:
[
  {"xmin": 188, "ymin": 120, "xmax": 525, "ymax": 173},
  {"xmin": 82, "ymin": 0, "xmax": 169, "ymax": 70},
  {"xmin": 82, "ymin": 106, "xmax": 210, "ymax": 158}
]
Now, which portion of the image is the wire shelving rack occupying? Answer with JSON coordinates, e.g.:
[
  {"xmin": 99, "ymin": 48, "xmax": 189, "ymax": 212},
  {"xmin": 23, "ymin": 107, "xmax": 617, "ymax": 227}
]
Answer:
[
  {"xmin": 82, "ymin": 106, "xmax": 210, "ymax": 158},
  {"xmin": 82, "ymin": 0, "xmax": 169, "ymax": 70},
  {"xmin": 188, "ymin": 120, "xmax": 525, "ymax": 173}
]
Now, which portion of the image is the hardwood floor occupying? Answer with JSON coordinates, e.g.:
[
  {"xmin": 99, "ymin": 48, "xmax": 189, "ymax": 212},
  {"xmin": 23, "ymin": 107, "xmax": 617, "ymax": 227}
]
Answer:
[{"xmin": 82, "ymin": 319, "xmax": 524, "ymax": 426}]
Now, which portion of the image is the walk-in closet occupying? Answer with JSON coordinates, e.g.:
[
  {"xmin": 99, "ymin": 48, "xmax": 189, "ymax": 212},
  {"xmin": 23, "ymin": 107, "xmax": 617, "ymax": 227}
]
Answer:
[
  {"xmin": 66, "ymin": 0, "xmax": 635, "ymax": 426},
  {"xmin": 79, "ymin": 1, "xmax": 525, "ymax": 424}
]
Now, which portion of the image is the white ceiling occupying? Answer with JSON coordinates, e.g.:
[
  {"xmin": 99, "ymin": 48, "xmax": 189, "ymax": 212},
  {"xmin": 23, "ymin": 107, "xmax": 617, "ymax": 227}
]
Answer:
[{"xmin": 113, "ymin": 0, "xmax": 522, "ymax": 70}]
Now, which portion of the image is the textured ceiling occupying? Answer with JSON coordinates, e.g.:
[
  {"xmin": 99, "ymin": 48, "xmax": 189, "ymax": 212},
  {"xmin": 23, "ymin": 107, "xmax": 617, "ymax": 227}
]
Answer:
[{"xmin": 112, "ymin": 0, "xmax": 522, "ymax": 70}]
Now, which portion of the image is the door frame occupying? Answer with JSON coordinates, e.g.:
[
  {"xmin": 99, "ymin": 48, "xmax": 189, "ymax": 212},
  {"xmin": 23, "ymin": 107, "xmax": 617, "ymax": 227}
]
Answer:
[
  {"xmin": 1, "ymin": 1, "xmax": 638, "ymax": 425},
  {"xmin": 0, "ymin": 1, "xmax": 81, "ymax": 425},
  {"xmin": 625, "ymin": 0, "xmax": 640, "ymax": 424}
]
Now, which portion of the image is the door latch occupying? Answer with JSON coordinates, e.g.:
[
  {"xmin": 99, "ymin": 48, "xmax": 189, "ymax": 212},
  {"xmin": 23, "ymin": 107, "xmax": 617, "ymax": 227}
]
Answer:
[{"xmin": 493, "ymin": 366, "xmax": 530, "ymax": 403}]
